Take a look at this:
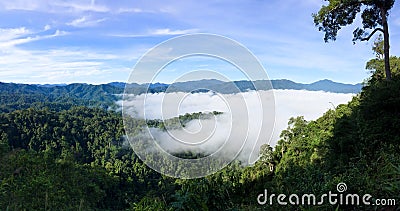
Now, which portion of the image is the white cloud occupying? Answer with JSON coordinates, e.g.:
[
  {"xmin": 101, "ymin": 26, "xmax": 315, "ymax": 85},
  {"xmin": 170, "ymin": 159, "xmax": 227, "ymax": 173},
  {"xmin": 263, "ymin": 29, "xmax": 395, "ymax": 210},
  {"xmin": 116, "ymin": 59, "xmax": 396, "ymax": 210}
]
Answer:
[
  {"xmin": 107, "ymin": 28, "xmax": 199, "ymax": 38},
  {"xmin": 67, "ymin": 16, "xmax": 106, "ymax": 27},
  {"xmin": 0, "ymin": 0, "xmax": 109, "ymax": 13},
  {"xmin": 272, "ymin": 89, "xmax": 354, "ymax": 144},
  {"xmin": 0, "ymin": 42, "xmax": 131, "ymax": 84},
  {"xmin": 115, "ymin": 7, "xmax": 160, "ymax": 14},
  {"xmin": 117, "ymin": 7, "xmax": 143, "ymax": 13},
  {"xmin": 120, "ymin": 90, "xmax": 354, "ymax": 165},
  {"xmin": 151, "ymin": 28, "xmax": 198, "ymax": 35},
  {"xmin": 56, "ymin": 1, "xmax": 109, "ymax": 13},
  {"xmin": 0, "ymin": 0, "xmax": 41, "ymax": 11},
  {"xmin": 0, "ymin": 24, "xmax": 145, "ymax": 84},
  {"xmin": 54, "ymin": 29, "xmax": 68, "ymax": 36},
  {"xmin": 0, "ymin": 27, "xmax": 67, "ymax": 48},
  {"xmin": 0, "ymin": 50, "xmax": 119, "ymax": 84},
  {"xmin": 44, "ymin": 24, "xmax": 51, "ymax": 31},
  {"xmin": 0, "ymin": 27, "xmax": 30, "ymax": 41}
]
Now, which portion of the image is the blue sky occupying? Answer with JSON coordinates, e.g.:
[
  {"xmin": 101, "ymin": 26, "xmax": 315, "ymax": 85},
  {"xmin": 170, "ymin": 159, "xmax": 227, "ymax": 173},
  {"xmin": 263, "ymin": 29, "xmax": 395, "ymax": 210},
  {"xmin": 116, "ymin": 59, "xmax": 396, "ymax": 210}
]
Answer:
[{"xmin": 0, "ymin": 0, "xmax": 399, "ymax": 84}]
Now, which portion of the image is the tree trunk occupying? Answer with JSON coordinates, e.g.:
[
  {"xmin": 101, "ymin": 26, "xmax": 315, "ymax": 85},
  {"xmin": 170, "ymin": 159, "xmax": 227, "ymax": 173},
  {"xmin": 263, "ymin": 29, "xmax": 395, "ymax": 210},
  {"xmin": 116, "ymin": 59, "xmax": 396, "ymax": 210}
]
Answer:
[{"xmin": 381, "ymin": 7, "xmax": 391, "ymax": 80}]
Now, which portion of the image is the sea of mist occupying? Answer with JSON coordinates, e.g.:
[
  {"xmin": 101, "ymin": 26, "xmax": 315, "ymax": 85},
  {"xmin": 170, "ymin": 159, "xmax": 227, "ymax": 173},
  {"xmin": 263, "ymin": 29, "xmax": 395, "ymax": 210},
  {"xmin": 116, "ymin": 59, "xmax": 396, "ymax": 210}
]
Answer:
[{"xmin": 119, "ymin": 89, "xmax": 355, "ymax": 165}]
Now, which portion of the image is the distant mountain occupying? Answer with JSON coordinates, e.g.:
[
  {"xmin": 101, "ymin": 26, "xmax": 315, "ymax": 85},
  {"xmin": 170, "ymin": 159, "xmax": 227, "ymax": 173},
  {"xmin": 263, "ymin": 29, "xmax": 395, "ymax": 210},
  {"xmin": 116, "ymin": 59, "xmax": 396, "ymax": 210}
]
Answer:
[
  {"xmin": 106, "ymin": 79, "xmax": 362, "ymax": 94},
  {"xmin": 107, "ymin": 82, "xmax": 126, "ymax": 88},
  {"xmin": 2, "ymin": 79, "xmax": 362, "ymax": 95},
  {"xmin": 305, "ymin": 79, "xmax": 362, "ymax": 93},
  {"xmin": 0, "ymin": 79, "xmax": 361, "ymax": 113},
  {"xmin": 270, "ymin": 79, "xmax": 305, "ymax": 90}
]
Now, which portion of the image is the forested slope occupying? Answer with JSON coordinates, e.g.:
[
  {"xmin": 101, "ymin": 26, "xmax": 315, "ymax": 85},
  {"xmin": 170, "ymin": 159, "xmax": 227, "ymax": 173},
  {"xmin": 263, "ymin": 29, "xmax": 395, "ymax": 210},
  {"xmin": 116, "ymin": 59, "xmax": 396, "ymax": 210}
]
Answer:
[{"xmin": 0, "ymin": 61, "xmax": 399, "ymax": 210}]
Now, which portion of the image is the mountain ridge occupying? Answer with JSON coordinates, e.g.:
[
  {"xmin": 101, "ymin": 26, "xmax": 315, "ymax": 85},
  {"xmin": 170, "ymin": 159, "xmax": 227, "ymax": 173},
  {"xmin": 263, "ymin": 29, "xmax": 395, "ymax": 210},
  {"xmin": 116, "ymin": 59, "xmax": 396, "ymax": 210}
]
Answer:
[
  {"xmin": 115, "ymin": 79, "xmax": 362, "ymax": 94},
  {"xmin": 1, "ymin": 79, "xmax": 362, "ymax": 94}
]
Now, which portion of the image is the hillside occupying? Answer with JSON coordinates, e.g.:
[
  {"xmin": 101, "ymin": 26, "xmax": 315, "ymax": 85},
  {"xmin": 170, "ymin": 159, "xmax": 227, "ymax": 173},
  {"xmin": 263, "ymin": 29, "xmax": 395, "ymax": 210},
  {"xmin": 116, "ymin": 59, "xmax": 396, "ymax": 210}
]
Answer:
[{"xmin": 0, "ymin": 74, "xmax": 398, "ymax": 210}]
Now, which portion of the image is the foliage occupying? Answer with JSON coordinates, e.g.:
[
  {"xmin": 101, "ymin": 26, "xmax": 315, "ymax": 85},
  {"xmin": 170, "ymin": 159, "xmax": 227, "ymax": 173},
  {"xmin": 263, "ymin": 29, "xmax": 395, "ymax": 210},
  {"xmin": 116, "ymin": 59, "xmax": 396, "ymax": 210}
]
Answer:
[
  {"xmin": 0, "ymin": 83, "xmax": 122, "ymax": 112},
  {"xmin": 312, "ymin": 0, "xmax": 394, "ymax": 42},
  {"xmin": 366, "ymin": 56, "xmax": 400, "ymax": 85},
  {"xmin": 313, "ymin": 0, "xmax": 395, "ymax": 80}
]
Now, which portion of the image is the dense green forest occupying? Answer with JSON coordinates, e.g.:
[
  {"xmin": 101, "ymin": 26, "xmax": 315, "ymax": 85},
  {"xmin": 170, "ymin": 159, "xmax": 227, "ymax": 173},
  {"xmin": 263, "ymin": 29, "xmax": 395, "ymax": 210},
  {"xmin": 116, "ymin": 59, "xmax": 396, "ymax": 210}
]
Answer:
[
  {"xmin": 0, "ymin": 83, "xmax": 122, "ymax": 113},
  {"xmin": 0, "ymin": 55, "xmax": 399, "ymax": 210},
  {"xmin": 1, "ymin": 0, "xmax": 399, "ymax": 209}
]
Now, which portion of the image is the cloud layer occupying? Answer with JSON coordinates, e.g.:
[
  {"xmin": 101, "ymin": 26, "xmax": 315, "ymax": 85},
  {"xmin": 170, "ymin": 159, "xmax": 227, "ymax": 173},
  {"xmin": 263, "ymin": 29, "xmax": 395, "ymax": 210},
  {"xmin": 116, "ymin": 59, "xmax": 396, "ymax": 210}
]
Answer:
[{"xmin": 121, "ymin": 89, "xmax": 355, "ymax": 165}]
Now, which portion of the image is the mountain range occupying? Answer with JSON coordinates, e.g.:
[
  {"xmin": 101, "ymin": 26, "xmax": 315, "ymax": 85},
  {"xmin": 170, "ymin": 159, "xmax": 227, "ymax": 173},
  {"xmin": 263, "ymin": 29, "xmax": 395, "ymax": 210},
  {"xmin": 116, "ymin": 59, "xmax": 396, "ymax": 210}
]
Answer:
[
  {"xmin": 0, "ymin": 79, "xmax": 361, "ymax": 113},
  {"xmin": 1, "ymin": 79, "xmax": 363, "ymax": 95},
  {"xmin": 115, "ymin": 79, "xmax": 362, "ymax": 94}
]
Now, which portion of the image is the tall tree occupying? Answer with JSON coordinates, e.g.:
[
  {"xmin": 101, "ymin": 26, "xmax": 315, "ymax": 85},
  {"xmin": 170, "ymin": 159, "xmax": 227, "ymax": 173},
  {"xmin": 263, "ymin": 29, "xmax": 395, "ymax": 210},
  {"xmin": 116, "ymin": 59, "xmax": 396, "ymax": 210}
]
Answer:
[{"xmin": 313, "ymin": 0, "xmax": 395, "ymax": 80}]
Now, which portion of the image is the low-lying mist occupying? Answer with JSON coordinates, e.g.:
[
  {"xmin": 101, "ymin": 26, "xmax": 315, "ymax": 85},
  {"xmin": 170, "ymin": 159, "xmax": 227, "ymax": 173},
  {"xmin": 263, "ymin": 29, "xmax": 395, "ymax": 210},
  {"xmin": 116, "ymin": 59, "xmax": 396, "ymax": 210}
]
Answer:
[{"xmin": 120, "ymin": 90, "xmax": 354, "ymax": 165}]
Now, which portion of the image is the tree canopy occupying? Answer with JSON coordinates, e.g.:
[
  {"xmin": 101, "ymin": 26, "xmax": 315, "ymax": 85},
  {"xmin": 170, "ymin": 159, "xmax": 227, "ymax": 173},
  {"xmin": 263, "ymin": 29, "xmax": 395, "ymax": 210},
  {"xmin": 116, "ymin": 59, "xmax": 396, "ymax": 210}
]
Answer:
[{"xmin": 313, "ymin": 0, "xmax": 395, "ymax": 80}]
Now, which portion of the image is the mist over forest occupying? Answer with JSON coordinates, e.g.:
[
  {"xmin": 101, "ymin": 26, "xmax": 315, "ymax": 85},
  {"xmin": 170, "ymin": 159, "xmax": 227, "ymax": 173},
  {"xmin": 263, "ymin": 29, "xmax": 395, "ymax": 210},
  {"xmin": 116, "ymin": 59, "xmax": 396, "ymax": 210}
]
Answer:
[{"xmin": 119, "ymin": 89, "xmax": 354, "ymax": 164}]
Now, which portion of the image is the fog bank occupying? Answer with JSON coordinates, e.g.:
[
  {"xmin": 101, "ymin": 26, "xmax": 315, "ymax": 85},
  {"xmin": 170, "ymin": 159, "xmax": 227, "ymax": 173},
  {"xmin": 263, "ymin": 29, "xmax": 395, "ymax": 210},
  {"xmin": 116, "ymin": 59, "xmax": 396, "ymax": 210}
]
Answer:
[{"xmin": 120, "ymin": 90, "xmax": 354, "ymax": 164}]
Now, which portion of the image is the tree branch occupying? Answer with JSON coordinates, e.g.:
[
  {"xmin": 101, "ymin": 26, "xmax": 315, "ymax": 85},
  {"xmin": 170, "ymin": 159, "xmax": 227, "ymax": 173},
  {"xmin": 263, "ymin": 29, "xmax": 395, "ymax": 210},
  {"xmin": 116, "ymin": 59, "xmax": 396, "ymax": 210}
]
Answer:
[{"xmin": 361, "ymin": 28, "xmax": 384, "ymax": 41}]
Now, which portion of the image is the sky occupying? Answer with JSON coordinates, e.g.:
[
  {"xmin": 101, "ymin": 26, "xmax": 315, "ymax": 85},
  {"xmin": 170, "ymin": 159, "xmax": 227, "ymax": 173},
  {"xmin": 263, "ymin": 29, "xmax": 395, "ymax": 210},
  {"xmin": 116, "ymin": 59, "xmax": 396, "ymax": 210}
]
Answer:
[{"xmin": 0, "ymin": 0, "xmax": 399, "ymax": 84}]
